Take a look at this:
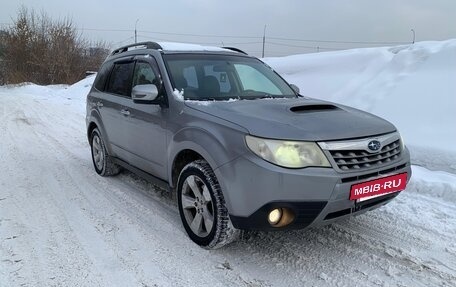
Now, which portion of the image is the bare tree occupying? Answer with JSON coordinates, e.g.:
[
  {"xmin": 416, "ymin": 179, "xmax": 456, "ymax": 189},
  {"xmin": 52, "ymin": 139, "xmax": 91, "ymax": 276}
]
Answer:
[
  {"xmin": 2, "ymin": 6, "xmax": 108, "ymax": 85},
  {"xmin": 0, "ymin": 29, "xmax": 7, "ymax": 84}
]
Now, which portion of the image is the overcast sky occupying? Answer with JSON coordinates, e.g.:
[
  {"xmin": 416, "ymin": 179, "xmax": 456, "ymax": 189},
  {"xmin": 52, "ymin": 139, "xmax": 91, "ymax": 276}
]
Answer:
[{"xmin": 1, "ymin": 0, "xmax": 455, "ymax": 57}]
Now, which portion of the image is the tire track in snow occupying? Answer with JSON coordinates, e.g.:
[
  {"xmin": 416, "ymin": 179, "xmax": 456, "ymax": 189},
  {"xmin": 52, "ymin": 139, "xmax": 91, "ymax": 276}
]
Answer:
[{"xmin": 1, "ymin": 98, "xmax": 121, "ymax": 286}]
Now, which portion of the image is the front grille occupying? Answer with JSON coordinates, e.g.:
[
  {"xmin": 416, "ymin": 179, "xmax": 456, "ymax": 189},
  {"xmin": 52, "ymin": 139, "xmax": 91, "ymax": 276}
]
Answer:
[
  {"xmin": 329, "ymin": 139, "xmax": 402, "ymax": 171},
  {"xmin": 341, "ymin": 163, "xmax": 407, "ymax": 183}
]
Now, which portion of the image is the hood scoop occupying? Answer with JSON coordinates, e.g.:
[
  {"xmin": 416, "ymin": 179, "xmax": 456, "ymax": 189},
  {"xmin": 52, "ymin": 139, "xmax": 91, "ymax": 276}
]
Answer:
[{"xmin": 290, "ymin": 104, "xmax": 340, "ymax": 113}]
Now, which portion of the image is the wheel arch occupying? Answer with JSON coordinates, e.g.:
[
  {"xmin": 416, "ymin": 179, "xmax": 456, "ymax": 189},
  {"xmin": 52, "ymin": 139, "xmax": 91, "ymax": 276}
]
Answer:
[
  {"xmin": 86, "ymin": 111, "xmax": 113, "ymax": 155},
  {"xmin": 170, "ymin": 146, "xmax": 217, "ymax": 190},
  {"xmin": 168, "ymin": 126, "xmax": 242, "ymax": 189},
  {"xmin": 87, "ymin": 122, "xmax": 98, "ymax": 142},
  {"xmin": 171, "ymin": 149, "xmax": 203, "ymax": 189}
]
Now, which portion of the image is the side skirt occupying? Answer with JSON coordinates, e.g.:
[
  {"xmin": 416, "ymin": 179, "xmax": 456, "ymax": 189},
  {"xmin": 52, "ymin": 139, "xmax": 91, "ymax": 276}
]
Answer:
[{"xmin": 113, "ymin": 158, "xmax": 171, "ymax": 192}]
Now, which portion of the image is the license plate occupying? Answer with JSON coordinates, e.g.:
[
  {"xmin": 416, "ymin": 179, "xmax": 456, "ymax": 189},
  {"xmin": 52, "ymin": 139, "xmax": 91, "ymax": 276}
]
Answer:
[{"xmin": 350, "ymin": 173, "xmax": 408, "ymax": 201}]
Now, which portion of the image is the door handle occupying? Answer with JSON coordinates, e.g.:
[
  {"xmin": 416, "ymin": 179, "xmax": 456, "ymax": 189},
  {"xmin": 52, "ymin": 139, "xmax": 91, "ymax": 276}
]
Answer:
[
  {"xmin": 120, "ymin": 109, "xmax": 130, "ymax": 116},
  {"xmin": 96, "ymin": 101, "xmax": 103, "ymax": 107}
]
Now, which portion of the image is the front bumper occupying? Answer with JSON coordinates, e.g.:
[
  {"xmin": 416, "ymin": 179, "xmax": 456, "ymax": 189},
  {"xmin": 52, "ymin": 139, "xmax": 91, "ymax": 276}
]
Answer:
[{"xmin": 215, "ymin": 147, "xmax": 411, "ymax": 230}]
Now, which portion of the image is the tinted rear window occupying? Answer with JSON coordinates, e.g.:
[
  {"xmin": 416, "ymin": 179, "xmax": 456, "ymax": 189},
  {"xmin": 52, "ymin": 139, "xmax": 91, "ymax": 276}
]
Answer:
[
  {"xmin": 94, "ymin": 62, "xmax": 112, "ymax": 91},
  {"xmin": 106, "ymin": 62, "xmax": 135, "ymax": 97}
]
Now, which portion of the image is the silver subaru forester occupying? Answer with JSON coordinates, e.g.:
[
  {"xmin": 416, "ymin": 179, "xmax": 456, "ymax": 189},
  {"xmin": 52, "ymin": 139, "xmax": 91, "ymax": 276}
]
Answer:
[{"xmin": 86, "ymin": 42, "xmax": 411, "ymax": 249}]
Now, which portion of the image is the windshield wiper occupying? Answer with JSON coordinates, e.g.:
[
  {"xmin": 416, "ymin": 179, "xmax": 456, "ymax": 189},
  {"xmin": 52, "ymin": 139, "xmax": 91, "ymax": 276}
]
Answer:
[{"xmin": 244, "ymin": 94, "xmax": 286, "ymax": 100}]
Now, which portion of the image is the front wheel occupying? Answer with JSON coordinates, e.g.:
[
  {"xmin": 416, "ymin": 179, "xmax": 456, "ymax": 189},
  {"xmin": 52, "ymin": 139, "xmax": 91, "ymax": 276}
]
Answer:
[{"xmin": 177, "ymin": 160, "xmax": 239, "ymax": 249}]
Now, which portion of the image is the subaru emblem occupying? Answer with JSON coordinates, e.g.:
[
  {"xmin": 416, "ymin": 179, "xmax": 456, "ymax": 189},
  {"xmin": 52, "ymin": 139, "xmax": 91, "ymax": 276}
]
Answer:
[{"xmin": 367, "ymin": 140, "xmax": 381, "ymax": 152}]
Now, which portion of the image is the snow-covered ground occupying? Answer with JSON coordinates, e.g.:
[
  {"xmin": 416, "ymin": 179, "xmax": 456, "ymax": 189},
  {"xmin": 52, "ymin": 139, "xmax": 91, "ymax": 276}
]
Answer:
[{"xmin": 1, "ymin": 40, "xmax": 455, "ymax": 287}]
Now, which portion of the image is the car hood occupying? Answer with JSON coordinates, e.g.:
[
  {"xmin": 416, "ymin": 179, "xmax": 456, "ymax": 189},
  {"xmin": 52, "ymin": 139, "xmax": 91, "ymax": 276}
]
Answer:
[{"xmin": 185, "ymin": 97, "xmax": 397, "ymax": 141}]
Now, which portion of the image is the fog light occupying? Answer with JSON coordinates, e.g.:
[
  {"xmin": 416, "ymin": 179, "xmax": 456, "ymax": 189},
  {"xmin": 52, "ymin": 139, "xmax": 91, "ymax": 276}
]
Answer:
[{"xmin": 268, "ymin": 208, "xmax": 283, "ymax": 225}]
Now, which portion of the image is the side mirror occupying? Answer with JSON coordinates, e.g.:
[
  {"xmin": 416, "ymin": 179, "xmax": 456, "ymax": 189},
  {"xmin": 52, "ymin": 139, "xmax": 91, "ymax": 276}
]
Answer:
[
  {"xmin": 132, "ymin": 84, "xmax": 159, "ymax": 104},
  {"xmin": 290, "ymin": 84, "xmax": 300, "ymax": 95}
]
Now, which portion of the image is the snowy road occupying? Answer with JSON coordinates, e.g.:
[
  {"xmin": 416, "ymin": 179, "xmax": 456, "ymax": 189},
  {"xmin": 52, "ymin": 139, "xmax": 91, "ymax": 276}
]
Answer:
[{"xmin": 1, "ymin": 78, "xmax": 456, "ymax": 285}]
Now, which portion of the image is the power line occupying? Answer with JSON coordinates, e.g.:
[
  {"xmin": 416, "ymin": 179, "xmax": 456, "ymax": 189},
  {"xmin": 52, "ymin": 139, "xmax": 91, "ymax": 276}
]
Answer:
[
  {"xmin": 0, "ymin": 22, "xmax": 410, "ymax": 45},
  {"xmin": 113, "ymin": 36, "xmax": 135, "ymax": 46},
  {"xmin": 215, "ymin": 41, "xmax": 262, "ymax": 45},
  {"xmin": 268, "ymin": 36, "xmax": 408, "ymax": 45},
  {"xmin": 268, "ymin": 41, "xmax": 339, "ymax": 50},
  {"xmin": 137, "ymin": 30, "xmax": 261, "ymax": 39},
  {"xmin": 0, "ymin": 21, "xmax": 412, "ymax": 56},
  {"xmin": 75, "ymin": 27, "xmax": 262, "ymax": 39},
  {"xmin": 78, "ymin": 27, "xmax": 133, "ymax": 32},
  {"xmin": 137, "ymin": 34, "xmax": 261, "ymax": 46},
  {"xmin": 134, "ymin": 34, "xmax": 344, "ymax": 55},
  {"xmin": 80, "ymin": 27, "xmax": 409, "ymax": 45}
]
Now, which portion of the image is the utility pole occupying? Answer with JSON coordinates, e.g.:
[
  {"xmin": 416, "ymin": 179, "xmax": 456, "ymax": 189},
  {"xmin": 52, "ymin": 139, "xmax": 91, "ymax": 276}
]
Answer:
[
  {"xmin": 411, "ymin": 29, "xmax": 415, "ymax": 44},
  {"xmin": 262, "ymin": 25, "xmax": 266, "ymax": 58},
  {"xmin": 135, "ymin": 19, "xmax": 139, "ymax": 43}
]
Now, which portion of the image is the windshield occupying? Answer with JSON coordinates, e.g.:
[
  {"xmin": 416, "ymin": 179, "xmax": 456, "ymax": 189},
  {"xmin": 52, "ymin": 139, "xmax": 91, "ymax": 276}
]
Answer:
[{"xmin": 163, "ymin": 54, "xmax": 296, "ymax": 101}]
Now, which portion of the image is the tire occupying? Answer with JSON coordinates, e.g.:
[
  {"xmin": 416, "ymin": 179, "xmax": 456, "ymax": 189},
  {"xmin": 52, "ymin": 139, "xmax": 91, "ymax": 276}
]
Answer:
[
  {"xmin": 177, "ymin": 160, "xmax": 239, "ymax": 249},
  {"xmin": 90, "ymin": 128, "xmax": 121, "ymax": 176}
]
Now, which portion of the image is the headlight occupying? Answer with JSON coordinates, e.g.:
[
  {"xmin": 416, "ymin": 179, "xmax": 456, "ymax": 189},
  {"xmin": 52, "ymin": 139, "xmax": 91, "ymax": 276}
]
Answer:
[
  {"xmin": 245, "ymin": 135, "xmax": 331, "ymax": 168},
  {"xmin": 399, "ymin": 133, "xmax": 406, "ymax": 150}
]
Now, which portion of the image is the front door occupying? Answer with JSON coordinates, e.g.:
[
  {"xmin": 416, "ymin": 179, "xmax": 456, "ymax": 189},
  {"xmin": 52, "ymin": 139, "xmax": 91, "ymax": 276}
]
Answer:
[{"xmin": 123, "ymin": 58, "xmax": 168, "ymax": 180}]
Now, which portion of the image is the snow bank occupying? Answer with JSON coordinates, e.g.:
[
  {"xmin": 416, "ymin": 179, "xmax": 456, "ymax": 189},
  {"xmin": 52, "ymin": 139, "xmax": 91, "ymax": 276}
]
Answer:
[
  {"xmin": 57, "ymin": 74, "xmax": 95, "ymax": 100},
  {"xmin": 265, "ymin": 39, "xmax": 456, "ymax": 155},
  {"xmin": 1, "ymin": 75, "xmax": 94, "ymax": 105},
  {"xmin": 410, "ymin": 165, "xmax": 456, "ymax": 203},
  {"xmin": 1, "ymin": 82, "xmax": 67, "ymax": 96}
]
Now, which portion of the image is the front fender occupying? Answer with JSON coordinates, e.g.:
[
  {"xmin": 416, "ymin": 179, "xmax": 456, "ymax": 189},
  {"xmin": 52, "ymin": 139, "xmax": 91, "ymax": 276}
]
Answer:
[{"xmin": 168, "ymin": 126, "xmax": 247, "ymax": 188}]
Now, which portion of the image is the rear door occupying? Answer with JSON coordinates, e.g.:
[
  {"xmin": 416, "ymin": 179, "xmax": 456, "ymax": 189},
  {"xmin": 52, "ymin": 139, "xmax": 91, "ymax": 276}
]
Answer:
[{"xmin": 100, "ymin": 59, "xmax": 135, "ymax": 161}]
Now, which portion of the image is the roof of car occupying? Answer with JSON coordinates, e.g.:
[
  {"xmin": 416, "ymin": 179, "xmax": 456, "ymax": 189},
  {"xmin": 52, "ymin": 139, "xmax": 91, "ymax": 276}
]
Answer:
[
  {"xmin": 157, "ymin": 42, "xmax": 228, "ymax": 52},
  {"xmin": 110, "ymin": 41, "xmax": 248, "ymax": 57}
]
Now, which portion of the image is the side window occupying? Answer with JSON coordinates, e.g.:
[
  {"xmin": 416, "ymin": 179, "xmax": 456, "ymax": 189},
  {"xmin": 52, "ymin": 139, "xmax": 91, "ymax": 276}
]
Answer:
[
  {"xmin": 234, "ymin": 64, "xmax": 281, "ymax": 94},
  {"xmin": 94, "ymin": 62, "xmax": 112, "ymax": 91},
  {"xmin": 132, "ymin": 62, "xmax": 157, "ymax": 87},
  {"xmin": 106, "ymin": 62, "xmax": 135, "ymax": 97}
]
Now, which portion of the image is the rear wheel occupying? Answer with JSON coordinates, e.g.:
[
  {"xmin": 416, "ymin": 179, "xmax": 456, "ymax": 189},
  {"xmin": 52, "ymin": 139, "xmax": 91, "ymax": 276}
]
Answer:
[
  {"xmin": 90, "ymin": 128, "xmax": 120, "ymax": 176},
  {"xmin": 177, "ymin": 160, "xmax": 239, "ymax": 249}
]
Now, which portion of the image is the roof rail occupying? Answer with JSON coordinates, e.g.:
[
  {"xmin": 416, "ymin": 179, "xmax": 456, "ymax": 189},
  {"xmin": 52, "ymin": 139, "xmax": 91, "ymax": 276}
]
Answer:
[
  {"xmin": 221, "ymin": 47, "xmax": 248, "ymax": 55},
  {"xmin": 111, "ymin": 41, "xmax": 163, "ymax": 56}
]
